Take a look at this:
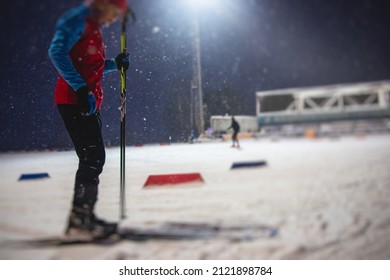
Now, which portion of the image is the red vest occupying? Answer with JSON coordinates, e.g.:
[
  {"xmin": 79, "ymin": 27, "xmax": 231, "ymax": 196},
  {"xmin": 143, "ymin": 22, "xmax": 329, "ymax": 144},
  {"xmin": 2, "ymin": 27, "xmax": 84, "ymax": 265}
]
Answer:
[{"xmin": 54, "ymin": 18, "xmax": 105, "ymax": 110}]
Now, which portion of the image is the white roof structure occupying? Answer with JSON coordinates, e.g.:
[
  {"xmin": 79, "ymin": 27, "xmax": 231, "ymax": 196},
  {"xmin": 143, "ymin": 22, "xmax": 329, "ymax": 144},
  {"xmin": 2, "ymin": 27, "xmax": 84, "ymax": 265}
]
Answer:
[{"xmin": 256, "ymin": 80, "xmax": 390, "ymax": 125}]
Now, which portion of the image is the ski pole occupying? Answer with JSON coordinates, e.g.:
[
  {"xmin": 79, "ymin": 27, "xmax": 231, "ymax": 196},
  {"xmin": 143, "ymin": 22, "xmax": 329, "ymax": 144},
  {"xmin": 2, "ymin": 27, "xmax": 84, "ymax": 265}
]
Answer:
[
  {"xmin": 119, "ymin": 6, "xmax": 136, "ymax": 220},
  {"xmin": 119, "ymin": 11, "xmax": 128, "ymax": 220}
]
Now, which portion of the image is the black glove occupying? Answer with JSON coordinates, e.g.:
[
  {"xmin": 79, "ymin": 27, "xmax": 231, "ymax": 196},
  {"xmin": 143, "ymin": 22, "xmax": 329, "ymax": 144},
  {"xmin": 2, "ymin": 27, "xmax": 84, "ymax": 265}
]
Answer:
[
  {"xmin": 115, "ymin": 52, "xmax": 130, "ymax": 71},
  {"xmin": 75, "ymin": 86, "xmax": 97, "ymax": 116}
]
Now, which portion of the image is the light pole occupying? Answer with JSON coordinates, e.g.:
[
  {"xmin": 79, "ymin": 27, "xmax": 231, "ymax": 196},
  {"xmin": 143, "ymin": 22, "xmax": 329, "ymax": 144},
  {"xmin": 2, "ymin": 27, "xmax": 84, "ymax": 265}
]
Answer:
[
  {"xmin": 190, "ymin": 13, "xmax": 204, "ymax": 136},
  {"xmin": 187, "ymin": 0, "xmax": 213, "ymax": 137}
]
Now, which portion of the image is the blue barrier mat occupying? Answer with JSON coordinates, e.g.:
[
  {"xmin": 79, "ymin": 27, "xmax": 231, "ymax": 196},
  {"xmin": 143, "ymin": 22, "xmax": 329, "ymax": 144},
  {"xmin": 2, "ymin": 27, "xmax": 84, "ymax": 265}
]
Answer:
[
  {"xmin": 19, "ymin": 173, "xmax": 50, "ymax": 181},
  {"xmin": 231, "ymin": 161, "xmax": 267, "ymax": 169}
]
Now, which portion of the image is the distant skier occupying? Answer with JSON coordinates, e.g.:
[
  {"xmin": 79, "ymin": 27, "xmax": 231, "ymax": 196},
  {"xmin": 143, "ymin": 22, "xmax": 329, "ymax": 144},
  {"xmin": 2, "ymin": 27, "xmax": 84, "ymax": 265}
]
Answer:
[
  {"xmin": 227, "ymin": 116, "xmax": 240, "ymax": 148},
  {"xmin": 48, "ymin": 0, "xmax": 130, "ymax": 239}
]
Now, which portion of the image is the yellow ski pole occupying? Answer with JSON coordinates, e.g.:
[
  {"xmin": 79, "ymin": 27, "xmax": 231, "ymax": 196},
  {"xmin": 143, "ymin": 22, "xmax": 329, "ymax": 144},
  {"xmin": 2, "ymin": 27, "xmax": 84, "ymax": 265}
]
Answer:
[{"xmin": 119, "ymin": 5, "xmax": 136, "ymax": 220}]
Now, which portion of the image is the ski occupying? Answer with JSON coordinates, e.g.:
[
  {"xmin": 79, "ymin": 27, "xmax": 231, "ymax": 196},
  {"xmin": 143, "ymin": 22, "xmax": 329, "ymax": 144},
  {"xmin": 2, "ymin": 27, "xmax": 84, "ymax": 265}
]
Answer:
[
  {"xmin": 9, "ymin": 227, "xmax": 214, "ymax": 247},
  {"xmin": 5, "ymin": 222, "xmax": 278, "ymax": 247}
]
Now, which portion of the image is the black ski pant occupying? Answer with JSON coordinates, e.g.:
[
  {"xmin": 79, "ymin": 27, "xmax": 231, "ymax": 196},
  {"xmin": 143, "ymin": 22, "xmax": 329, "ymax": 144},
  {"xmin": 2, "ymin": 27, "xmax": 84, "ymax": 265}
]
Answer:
[{"xmin": 57, "ymin": 105, "xmax": 105, "ymax": 210}]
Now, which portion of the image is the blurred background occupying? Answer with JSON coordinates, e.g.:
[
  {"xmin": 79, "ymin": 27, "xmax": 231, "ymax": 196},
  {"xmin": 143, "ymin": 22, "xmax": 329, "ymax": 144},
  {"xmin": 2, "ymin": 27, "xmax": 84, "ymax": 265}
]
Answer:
[{"xmin": 0, "ymin": 0, "xmax": 389, "ymax": 151}]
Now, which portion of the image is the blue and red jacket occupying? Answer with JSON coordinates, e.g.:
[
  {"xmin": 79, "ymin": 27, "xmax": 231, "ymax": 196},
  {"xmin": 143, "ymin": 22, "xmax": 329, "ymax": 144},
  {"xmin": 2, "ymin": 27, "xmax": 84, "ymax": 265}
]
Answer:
[{"xmin": 48, "ymin": 4, "xmax": 117, "ymax": 110}]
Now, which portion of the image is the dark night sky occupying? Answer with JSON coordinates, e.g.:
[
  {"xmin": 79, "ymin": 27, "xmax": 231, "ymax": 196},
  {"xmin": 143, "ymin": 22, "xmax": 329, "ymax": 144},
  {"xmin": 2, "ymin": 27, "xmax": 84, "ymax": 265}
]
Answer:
[{"xmin": 0, "ymin": 0, "xmax": 389, "ymax": 151}]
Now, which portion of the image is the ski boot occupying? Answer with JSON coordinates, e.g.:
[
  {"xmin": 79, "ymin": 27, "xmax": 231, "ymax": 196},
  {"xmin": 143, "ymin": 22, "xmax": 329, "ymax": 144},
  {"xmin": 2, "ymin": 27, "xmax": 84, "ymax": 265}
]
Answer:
[{"xmin": 65, "ymin": 206, "xmax": 117, "ymax": 240}]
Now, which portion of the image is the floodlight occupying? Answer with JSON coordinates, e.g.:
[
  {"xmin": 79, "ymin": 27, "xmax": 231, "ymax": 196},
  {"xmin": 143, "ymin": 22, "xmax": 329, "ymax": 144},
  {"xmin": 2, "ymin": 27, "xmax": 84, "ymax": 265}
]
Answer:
[{"xmin": 186, "ymin": 0, "xmax": 218, "ymax": 10}]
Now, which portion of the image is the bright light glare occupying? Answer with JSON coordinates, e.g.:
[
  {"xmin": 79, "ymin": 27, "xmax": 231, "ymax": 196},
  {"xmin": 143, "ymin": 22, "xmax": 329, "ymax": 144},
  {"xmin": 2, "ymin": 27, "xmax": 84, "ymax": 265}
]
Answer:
[{"xmin": 186, "ymin": 0, "xmax": 219, "ymax": 10}]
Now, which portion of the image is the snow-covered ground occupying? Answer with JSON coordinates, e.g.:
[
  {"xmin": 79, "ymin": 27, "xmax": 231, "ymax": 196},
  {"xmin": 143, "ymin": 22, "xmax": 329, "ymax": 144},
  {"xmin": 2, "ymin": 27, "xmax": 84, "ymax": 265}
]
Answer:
[{"xmin": 0, "ymin": 134, "xmax": 390, "ymax": 259}]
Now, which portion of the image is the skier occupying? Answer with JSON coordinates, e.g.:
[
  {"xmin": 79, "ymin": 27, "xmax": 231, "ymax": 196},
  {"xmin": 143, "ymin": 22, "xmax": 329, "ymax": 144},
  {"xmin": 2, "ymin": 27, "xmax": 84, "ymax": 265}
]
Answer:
[
  {"xmin": 48, "ymin": 0, "xmax": 130, "ymax": 239},
  {"xmin": 227, "ymin": 116, "xmax": 240, "ymax": 148}
]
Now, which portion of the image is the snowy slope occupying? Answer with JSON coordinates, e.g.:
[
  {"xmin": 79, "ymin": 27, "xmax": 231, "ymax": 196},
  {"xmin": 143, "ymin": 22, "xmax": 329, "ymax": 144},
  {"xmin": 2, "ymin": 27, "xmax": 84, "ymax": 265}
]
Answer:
[{"xmin": 0, "ymin": 134, "xmax": 390, "ymax": 259}]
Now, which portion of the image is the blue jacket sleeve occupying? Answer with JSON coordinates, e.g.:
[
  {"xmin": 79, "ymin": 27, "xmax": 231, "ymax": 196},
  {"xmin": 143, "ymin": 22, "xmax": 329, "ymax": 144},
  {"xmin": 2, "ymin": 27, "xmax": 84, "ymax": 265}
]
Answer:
[
  {"xmin": 48, "ymin": 5, "xmax": 89, "ymax": 92},
  {"xmin": 104, "ymin": 58, "xmax": 118, "ymax": 74}
]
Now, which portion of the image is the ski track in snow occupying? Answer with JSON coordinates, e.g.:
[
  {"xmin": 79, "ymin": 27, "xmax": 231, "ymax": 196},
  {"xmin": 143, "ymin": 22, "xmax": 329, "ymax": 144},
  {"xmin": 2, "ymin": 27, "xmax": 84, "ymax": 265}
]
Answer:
[{"xmin": 0, "ymin": 134, "xmax": 390, "ymax": 259}]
